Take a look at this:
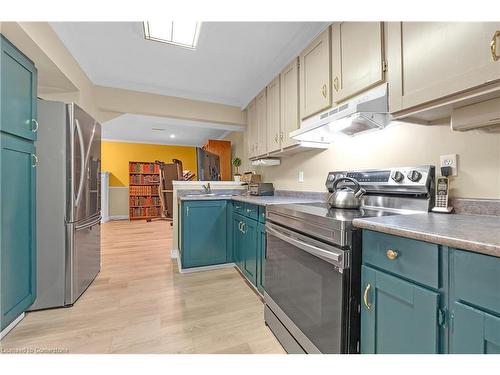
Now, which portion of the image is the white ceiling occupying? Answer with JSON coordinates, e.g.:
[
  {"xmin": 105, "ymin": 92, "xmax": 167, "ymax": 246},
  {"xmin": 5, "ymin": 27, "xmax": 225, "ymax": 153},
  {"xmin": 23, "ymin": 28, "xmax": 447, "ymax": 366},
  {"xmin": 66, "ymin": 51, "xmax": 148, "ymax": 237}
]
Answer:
[
  {"xmin": 102, "ymin": 114, "xmax": 244, "ymax": 146},
  {"xmin": 50, "ymin": 22, "xmax": 329, "ymax": 107}
]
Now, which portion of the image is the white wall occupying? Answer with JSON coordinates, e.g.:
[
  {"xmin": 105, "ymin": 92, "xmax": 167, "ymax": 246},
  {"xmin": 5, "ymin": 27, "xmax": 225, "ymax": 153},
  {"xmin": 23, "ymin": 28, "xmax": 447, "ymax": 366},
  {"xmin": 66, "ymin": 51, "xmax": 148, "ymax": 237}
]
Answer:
[{"xmin": 227, "ymin": 121, "xmax": 500, "ymax": 199}]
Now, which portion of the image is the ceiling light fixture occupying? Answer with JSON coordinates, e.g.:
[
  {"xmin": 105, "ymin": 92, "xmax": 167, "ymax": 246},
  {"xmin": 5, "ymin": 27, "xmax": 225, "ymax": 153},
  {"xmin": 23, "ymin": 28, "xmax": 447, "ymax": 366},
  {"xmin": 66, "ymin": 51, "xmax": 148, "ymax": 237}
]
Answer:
[
  {"xmin": 170, "ymin": 134, "xmax": 176, "ymax": 138},
  {"xmin": 143, "ymin": 21, "xmax": 201, "ymax": 49}
]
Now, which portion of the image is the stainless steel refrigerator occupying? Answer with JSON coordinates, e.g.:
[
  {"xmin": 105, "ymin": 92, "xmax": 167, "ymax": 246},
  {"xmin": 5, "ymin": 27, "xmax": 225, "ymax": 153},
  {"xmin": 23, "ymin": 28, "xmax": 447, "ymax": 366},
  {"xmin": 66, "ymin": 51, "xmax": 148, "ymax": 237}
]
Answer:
[
  {"xmin": 196, "ymin": 147, "xmax": 221, "ymax": 181},
  {"xmin": 29, "ymin": 100, "xmax": 101, "ymax": 310}
]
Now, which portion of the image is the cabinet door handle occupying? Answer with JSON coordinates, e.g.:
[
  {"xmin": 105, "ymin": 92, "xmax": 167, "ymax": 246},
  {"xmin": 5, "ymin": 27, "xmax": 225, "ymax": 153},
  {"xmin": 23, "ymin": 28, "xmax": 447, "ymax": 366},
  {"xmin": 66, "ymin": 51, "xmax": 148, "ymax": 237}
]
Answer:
[
  {"xmin": 363, "ymin": 283, "xmax": 372, "ymax": 310},
  {"xmin": 386, "ymin": 249, "xmax": 399, "ymax": 260},
  {"xmin": 241, "ymin": 222, "xmax": 246, "ymax": 233},
  {"xmin": 186, "ymin": 206, "xmax": 189, "ymax": 216},
  {"xmin": 321, "ymin": 84, "xmax": 327, "ymax": 98},
  {"xmin": 238, "ymin": 221, "xmax": 242, "ymax": 231},
  {"xmin": 333, "ymin": 77, "xmax": 339, "ymax": 92},
  {"xmin": 31, "ymin": 154, "xmax": 38, "ymax": 168},
  {"xmin": 31, "ymin": 119, "xmax": 39, "ymax": 133},
  {"xmin": 491, "ymin": 30, "xmax": 500, "ymax": 62}
]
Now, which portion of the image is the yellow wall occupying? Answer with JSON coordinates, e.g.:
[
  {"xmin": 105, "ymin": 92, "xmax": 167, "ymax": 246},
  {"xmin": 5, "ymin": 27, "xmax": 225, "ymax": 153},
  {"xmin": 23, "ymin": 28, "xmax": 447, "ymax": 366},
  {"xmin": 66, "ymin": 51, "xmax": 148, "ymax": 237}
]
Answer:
[{"xmin": 102, "ymin": 141, "xmax": 198, "ymax": 187}]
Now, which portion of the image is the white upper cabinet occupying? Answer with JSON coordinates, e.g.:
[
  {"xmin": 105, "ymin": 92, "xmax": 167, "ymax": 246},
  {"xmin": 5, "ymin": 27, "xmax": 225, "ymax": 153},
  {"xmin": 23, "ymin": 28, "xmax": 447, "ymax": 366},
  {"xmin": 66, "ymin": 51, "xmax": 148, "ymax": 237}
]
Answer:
[
  {"xmin": 280, "ymin": 58, "xmax": 300, "ymax": 149},
  {"xmin": 388, "ymin": 22, "xmax": 500, "ymax": 114},
  {"xmin": 299, "ymin": 27, "xmax": 331, "ymax": 120},
  {"xmin": 331, "ymin": 22, "xmax": 385, "ymax": 104},
  {"xmin": 266, "ymin": 76, "xmax": 281, "ymax": 154},
  {"xmin": 246, "ymin": 99, "xmax": 257, "ymax": 158},
  {"xmin": 256, "ymin": 88, "xmax": 267, "ymax": 156}
]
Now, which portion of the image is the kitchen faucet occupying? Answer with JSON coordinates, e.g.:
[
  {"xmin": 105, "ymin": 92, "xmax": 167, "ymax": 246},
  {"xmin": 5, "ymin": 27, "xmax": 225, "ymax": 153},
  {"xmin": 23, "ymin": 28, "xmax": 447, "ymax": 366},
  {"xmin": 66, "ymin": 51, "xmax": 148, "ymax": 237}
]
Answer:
[{"xmin": 202, "ymin": 183, "xmax": 211, "ymax": 194}]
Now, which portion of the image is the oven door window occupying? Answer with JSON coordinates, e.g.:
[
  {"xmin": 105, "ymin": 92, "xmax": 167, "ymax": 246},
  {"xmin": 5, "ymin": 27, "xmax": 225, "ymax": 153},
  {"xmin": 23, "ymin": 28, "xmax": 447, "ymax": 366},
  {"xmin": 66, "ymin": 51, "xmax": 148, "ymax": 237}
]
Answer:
[{"xmin": 265, "ymin": 230, "xmax": 346, "ymax": 353}]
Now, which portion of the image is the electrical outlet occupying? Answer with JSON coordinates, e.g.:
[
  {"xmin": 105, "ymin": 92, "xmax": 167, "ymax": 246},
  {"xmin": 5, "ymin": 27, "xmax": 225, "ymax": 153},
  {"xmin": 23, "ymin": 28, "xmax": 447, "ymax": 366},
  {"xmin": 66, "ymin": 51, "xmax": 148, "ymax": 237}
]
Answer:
[
  {"xmin": 298, "ymin": 171, "xmax": 304, "ymax": 183},
  {"xmin": 440, "ymin": 154, "xmax": 458, "ymax": 176}
]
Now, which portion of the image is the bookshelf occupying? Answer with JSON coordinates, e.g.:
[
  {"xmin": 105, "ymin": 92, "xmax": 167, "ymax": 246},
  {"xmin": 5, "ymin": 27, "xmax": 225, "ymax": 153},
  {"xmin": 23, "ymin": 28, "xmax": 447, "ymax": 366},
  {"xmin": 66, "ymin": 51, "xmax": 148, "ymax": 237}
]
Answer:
[{"xmin": 129, "ymin": 161, "xmax": 161, "ymax": 220}]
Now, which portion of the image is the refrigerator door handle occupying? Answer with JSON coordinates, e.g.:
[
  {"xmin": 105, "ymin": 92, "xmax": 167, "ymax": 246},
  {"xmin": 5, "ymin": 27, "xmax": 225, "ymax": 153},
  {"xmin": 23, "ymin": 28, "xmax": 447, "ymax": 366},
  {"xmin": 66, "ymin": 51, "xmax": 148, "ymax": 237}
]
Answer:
[
  {"xmin": 75, "ymin": 119, "xmax": 97, "ymax": 207},
  {"xmin": 74, "ymin": 118, "xmax": 86, "ymax": 207},
  {"xmin": 75, "ymin": 216, "xmax": 102, "ymax": 231}
]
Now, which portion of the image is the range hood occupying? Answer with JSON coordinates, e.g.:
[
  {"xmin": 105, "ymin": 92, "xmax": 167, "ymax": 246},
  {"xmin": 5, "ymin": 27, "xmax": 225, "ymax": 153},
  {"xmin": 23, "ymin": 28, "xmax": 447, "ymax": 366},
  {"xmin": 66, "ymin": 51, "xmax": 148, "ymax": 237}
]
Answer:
[{"xmin": 290, "ymin": 84, "xmax": 390, "ymax": 143}]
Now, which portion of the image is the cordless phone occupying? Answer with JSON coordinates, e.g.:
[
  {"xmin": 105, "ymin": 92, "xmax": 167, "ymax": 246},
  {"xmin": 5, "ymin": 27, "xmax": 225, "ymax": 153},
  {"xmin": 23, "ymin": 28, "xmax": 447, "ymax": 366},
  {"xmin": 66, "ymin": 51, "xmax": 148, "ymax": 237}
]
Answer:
[{"xmin": 432, "ymin": 167, "xmax": 453, "ymax": 213}]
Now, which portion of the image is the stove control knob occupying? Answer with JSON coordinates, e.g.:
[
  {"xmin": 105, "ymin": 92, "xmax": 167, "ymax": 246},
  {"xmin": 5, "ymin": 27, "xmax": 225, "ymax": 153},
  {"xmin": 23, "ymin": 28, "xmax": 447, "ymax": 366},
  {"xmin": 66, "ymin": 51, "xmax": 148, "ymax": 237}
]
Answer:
[
  {"xmin": 407, "ymin": 170, "xmax": 422, "ymax": 182},
  {"xmin": 328, "ymin": 174, "xmax": 335, "ymax": 182},
  {"xmin": 391, "ymin": 171, "xmax": 404, "ymax": 183}
]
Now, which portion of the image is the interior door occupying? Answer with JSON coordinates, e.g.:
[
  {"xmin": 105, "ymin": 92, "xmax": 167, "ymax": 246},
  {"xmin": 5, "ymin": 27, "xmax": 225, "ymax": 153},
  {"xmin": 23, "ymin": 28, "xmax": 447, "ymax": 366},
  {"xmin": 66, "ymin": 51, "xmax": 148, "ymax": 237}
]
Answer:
[
  {"xmin": 70, "ymin": 104, "xmax": 101, "ymax": 223},
  {"xmin": 361, "ymin": 266, "xmax": 440, "ymax": 354}
]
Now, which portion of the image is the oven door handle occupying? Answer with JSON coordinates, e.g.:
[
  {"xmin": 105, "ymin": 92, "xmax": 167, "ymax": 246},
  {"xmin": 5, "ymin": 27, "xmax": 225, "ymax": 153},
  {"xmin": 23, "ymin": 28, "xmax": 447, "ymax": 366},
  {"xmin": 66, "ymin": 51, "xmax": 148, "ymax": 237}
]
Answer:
[{"xmin": 266, "ymin": 223, "xmax": 344, "ymax": 266}]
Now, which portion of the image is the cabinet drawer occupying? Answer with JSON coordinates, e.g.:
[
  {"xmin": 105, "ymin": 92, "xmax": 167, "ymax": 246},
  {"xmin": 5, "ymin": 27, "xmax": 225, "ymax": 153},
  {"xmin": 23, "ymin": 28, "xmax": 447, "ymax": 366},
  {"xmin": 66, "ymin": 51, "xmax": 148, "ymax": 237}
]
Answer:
[
  {"xmin": 243, "ymin": 203, "xmax": 259, "ymax": 221},
  {"xmin": 451, "ymin": 249, "xmax": 500, "ymax": 314},
  {"xmin": 233, "ymin": 201, "xmax": 246, "ymax": 215},
  {"xmin": 363, "ymin": 230, "xmax": 440, "ymax": 289},
  {"xmin": 258, "ymin": 206, "xmax": 266, "ymax": 223}
]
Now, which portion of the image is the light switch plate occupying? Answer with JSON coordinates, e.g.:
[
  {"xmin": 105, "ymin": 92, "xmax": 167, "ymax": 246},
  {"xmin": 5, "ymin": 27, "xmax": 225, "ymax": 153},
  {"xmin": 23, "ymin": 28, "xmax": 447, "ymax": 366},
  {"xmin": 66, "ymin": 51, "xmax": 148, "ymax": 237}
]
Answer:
[
  {"xmin": 298, "ymin": 171, "xmax": 304, "ymax": 183},
  {"xmin": 440, "ymin": 154, "xmax": 458, "ymax": 176}
]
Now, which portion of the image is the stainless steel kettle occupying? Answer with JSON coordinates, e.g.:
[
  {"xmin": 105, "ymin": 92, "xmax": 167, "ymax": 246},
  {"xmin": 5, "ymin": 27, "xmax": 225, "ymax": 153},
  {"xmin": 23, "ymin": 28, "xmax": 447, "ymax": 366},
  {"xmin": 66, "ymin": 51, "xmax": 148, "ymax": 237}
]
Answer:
[{"xmin": 328, "ymin": 177, "xmax": 366, "ymax": 209}]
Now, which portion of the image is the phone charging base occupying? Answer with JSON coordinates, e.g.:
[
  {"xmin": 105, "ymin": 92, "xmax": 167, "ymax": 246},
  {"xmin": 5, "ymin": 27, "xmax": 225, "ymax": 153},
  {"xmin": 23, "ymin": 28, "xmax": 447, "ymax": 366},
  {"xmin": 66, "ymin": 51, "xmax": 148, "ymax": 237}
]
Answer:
[{"xmin": 432, "ymin": 206, "xmax": 454, "ymax": 214}]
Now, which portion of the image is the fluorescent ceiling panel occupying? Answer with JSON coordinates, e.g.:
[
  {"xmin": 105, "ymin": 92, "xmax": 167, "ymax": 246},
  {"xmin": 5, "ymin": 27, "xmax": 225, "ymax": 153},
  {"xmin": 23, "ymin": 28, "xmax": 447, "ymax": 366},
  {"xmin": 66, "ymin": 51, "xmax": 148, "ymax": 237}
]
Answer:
[{"xmin": 143, "ymin": 21, "xmax": 201, "ymax": 49}]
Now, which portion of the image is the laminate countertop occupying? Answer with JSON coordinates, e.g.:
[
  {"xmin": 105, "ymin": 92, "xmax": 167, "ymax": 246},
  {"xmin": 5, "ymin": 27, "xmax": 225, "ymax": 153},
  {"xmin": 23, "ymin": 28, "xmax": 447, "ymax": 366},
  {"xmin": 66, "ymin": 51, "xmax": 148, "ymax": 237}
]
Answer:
[
  {"xmin": 178, "ymin": 194, "xmax": 321, "ymax": 206},
  {"xmin": 353, "ymin": 213, "xmax": 500, "ymax": 258}
]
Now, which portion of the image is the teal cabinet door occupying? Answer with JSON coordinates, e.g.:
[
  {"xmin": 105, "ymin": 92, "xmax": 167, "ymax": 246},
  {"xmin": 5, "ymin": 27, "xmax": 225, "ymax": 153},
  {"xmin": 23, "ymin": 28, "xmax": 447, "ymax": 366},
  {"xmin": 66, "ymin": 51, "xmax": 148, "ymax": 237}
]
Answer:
[
  {"xmin": 257, "ymin": 222, "xmax": 266, "ymax": 293},
  {"xmin": 241, "ymin": 217, "xmax": 258, "ymax": 286},
  {"xmin": 1, "ymin": 133, "xmax": 37, "ymax": 331},
  {"xmin": 450, "ymin": 302, "xmax": 500, "ymax": 354},
  {"xmin": 361, "ymin": 265, "xmax": 440, "ymax": 354},
  {"xmin": 181, "ymin": 200, "xmax": 228, "ymax": 268},
  {"xmin": 0, "ymin": 35, "xmax": 38, "ymax": 141},
  {"xmin": 233, "ymin": 214, "xmax": 245, "ymax": 270}
]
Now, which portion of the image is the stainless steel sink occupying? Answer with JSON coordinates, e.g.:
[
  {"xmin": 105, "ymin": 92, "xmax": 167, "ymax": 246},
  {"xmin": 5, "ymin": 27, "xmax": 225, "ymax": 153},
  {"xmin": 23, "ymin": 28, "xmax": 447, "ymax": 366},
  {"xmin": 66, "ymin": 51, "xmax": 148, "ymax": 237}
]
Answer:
[{"xmin": 183, "ymin": 193, "xmax": 237, "ymax": 198}]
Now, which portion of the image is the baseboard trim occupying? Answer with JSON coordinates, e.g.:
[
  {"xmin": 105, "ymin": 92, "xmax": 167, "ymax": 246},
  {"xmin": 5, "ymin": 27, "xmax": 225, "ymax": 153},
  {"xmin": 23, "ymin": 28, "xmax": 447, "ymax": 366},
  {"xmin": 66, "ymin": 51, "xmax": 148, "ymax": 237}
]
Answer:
[
  {"xmin": 0, "ymin": 312, "xmax": 25, "ymax": 340},
  {"xmin": 178, "ymin": 261, "xmax": 236, "ymax": 274},
  {"xmin": 109, "ymin": 215, "xmax": 129, "ymax": 221},
  {"xmin": 101, "ymin": 216, "xmax": 110, "ymax": 223}
]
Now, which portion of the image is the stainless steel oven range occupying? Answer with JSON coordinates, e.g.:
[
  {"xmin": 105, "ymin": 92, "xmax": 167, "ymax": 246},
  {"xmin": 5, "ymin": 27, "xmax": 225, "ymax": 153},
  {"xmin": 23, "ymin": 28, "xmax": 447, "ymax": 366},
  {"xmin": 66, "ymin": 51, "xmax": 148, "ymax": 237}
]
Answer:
[{"xmin": 264, "ymin": 165, "xmax": 435, "ymax": 354}]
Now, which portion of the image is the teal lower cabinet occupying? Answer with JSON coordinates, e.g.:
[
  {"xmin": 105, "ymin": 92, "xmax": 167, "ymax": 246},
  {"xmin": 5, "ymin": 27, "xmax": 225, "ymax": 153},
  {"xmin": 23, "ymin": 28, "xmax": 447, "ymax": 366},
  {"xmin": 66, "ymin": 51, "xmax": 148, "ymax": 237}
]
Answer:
[
  {"xmin": 361, "ymin": 230, "xmax": 500, "ymax": 354},
  {"xmin": 1, "ymin": 133, "xmax": 37, "ymax": 331},
  {"xmin": 257, "ymin": 222, "xmax": 266, "ymax": 293},
  {"xmin": 232, "ymin": 202, "xmax": 266, "ymax": 293},
  {"xmin": 233, "ymin": 213, "xmax": 245, "ymax": 270},
  {"xmin": 449, "ymin": 249, "xmax": 500, "ymax": 354},
  {"xmin": 361, "ymin": 265, "xmax": 440, "ymax": 354},
  {"xmin": 241, "ymin": 217, "xmax": 258, "ymax": 285},
  {"xmin": 450, "ymin": 302, "xmax": 500, "ymax": 354},
  {"xmin": 180, "ymin": 200, "xmax": 230, "ymax": 268}
]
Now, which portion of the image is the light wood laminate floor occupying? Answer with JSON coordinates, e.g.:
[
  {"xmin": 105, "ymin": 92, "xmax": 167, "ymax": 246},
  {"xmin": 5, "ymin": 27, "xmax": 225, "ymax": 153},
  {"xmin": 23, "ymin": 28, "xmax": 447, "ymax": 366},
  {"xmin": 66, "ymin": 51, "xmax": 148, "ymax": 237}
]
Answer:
[{"xmin": 0, "ymin": 220, "xmax": 284, "ymax": 354}]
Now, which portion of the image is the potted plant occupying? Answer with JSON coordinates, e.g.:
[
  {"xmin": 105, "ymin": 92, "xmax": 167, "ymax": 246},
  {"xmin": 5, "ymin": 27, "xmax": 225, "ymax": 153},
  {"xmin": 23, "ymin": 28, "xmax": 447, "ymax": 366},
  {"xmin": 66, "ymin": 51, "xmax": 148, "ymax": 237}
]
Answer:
[{"xmin": 232, "ymin": 157, "xmax": 242, "ymax": 182}]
